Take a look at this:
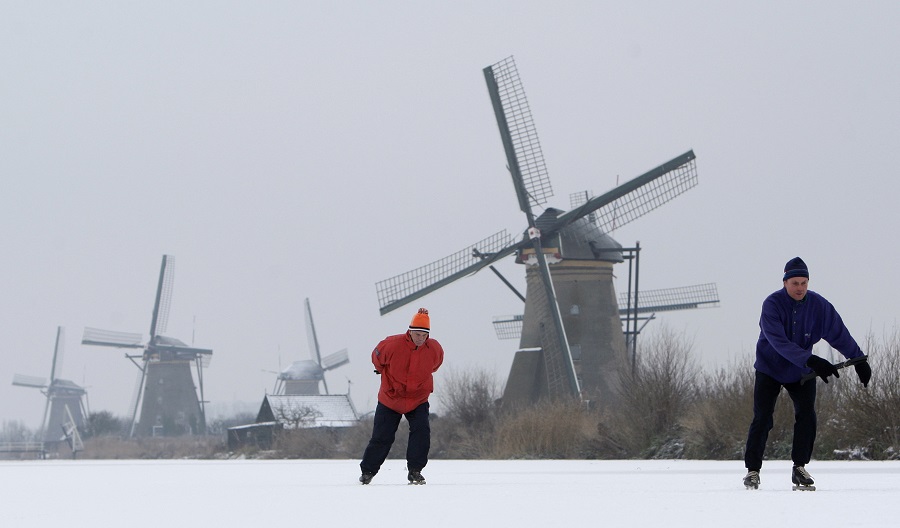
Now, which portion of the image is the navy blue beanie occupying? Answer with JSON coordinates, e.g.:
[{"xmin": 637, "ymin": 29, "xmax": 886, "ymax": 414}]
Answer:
[{"xmin": 783, "ymin": 257, "xmax": 809, "ymax": 281}]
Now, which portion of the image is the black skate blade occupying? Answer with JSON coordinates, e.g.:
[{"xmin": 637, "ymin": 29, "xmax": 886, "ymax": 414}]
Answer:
[
  {"xmin": 408, "ymin": 480, "xmax": 426, "ymax": 485},
  {"xmin": 791, "ymin": 484, "xmax": 816, "ymax": 491},
  {"xmin": 744, "ymin": 484, "xmax": 758, "ymax": 490}
]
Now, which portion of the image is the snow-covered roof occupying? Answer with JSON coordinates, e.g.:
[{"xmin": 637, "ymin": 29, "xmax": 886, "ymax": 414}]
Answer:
[
  {"xmin": 260, "ymin": 394, "xmax": 359, "ymax": 428},
  {"xmin": 228, "ymin": 421, "xmax": 277, "ymax": 431}
]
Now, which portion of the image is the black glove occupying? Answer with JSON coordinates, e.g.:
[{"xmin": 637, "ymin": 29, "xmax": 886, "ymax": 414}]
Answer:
[
  {"xmin": 854, "ymin": 359, "xmax": 871, "ymax": 388},
  {"xmin": 806, "ymin": 355, "xmax": 839, "ymax": 383},
  {"xmin": 374, "ymin": 370, "xmax": 381, "ymax": 374}
]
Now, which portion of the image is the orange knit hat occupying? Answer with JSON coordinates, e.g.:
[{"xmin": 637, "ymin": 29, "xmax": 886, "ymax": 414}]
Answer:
[{"xmin": 408, "ymin": 308, "xmax": 430, "ymax": 333}]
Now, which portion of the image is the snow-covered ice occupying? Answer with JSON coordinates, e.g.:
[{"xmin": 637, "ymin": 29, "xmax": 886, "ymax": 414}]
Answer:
[{"xmin": 2, "ymin": 458, "xmax": 896, "ymax": 527}]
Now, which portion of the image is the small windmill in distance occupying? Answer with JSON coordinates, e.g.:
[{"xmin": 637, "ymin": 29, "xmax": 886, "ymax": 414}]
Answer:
[
  {"xmin": 272, "ymin": 298, "xmax": 350, "ymax": 396},
  {"xmin": 12, "ymin": 326, "xmax": 89, "ymax": 448},
  {"xmin": 82, "ymin": 255, "xmax": 212, "ymax": 437}
]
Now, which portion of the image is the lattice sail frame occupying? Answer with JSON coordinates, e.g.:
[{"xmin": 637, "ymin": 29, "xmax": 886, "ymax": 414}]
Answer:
[
  {"xmin": 594, "ymin": 158, "xmax": 698, "ymax": 233},
  {"xmin": 529, "ymin": 277, "xmax": 572, "ymax": 398},
  {"xmin": 486, "ymin": 56, "xmax": 554, "ymax": 213},
  {"xmin": 151, "ymin": 255, "xmax": 175, "ymax": 338},
  {"xmin": 492, "ymin": 314, "xmax": 524, "ymax": 340},
  {"xmin": 570, "ymin": 157, "xmax": 698, "ymax": 237},
  {"xmin": 619, "ymin": 283, "xmax": 719, "ymax": 314},
  {"xmin": 375, "ymin": 230, "xmax": 515, "ymax": 312}
]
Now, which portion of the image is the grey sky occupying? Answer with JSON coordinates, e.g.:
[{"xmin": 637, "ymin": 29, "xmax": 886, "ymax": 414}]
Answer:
[{"xmin": 2, "ymin": 1, "xmax": 898, "ymax": 428}]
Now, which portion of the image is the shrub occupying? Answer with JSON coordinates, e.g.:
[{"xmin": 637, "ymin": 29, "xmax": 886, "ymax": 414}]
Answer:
[
  {"xmin": 607, "ymin": 326, "xmax": 699, "ymax": 458},
  {"xmin": 434, "ymin": 367, "xmax": 501, "ymax": 458},
  {"xmin": 491, "ymin": 400, "xmax": 598, "ymax": 459}
]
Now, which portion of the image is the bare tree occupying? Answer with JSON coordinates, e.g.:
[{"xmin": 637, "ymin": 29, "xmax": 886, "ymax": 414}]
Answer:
[{"xmin": 273, "ymin": 403, "xmax": 322, "ymax": 429}]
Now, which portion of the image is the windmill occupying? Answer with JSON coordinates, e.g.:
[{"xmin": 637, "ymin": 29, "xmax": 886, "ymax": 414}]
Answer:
[
  {"xmin": 82, "ymin": 255, "xmax": 212, "ymax": 437},
  {"xmin": 375, "ymin": 56, "xmax": 700, "ymax": 407},
  {"xmin": 12, "ymin": 326, "xmax": 89, "ymax": 446},
  {"xmin": 274, "ymin": 298, "xmax": 350, "ymax": 396}
]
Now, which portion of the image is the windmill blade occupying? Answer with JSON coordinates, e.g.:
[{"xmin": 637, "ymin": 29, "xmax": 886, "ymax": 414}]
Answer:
[
  {"xmin": 555, "ymin": 150, "xmax": 698, "ymax": 236},
  {"xmin": 47, "ymin": 326, "xmax": 65, "ymax": 382},
  {"xmin": 304, "ymin": 298, "xmax": 323, "ymax": 367},
  {"xmin": 63, "ymin": 404, "xmax": 84, "ymax": 453},
  {"xmin": 150, "ymin": 254, "xmax": 175, "ymax": 338},
  {"xmin": 570, "ymin": 191, "xmax": 599, "ymax": 225},
  {"xmin": 151, "ymin": 335, "xmax": 213, "ymax": 361},
  {"xmin": 484, "ymin": 56, "xmax": 579, "ymax": 399},
  {"xmin": 82, "ymin": 327, "xmax": 145, "ymax": 349},
  {"xmin": 376, "ymin": 230, "xmax": 519, "ymax": 315},
  {"xmin": 483, "ymin": 56, "xmax": 553, "ymax": 214},
  {"xmin": 153, "ymin": 342, "xmax": 213, "ymax": 358},
  {"xmin": 321, "ymin": 348, "xmax": 349, "ymax": 371},
  {"xmin": 492, "ymin": 314, "xmax": 523, "ymax": 340},
  {"xmin": 482, "ymin": 57, "xmax": 579, "ymax": 398},
  {"xmin": 12, "ymin": 374, "xmax": 48, "ymax": 389},
  {"xmin": 618, "ymin": 283, "xmax": 720, "ymax": 314},
  {"xmin": 528, "ymin": 234, "xmax": 582, "ymax": 399},
  {"xmin": 127, "ymin": 365, "xmax": 146, "ymax": 438}
]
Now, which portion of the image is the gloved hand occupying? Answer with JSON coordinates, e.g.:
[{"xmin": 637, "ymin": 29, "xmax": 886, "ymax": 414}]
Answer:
[
  {"xmin": 854, "ymin": 359, "xmax": 871, "ymax": 388},
  {"xmin": 806, "ymin": 355, "xmax": 839, "ymax": 383}
]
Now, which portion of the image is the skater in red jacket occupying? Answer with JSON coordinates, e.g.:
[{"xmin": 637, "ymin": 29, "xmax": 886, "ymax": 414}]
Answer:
[{"xmin": 359, "ymin": 308, "xmax": 444, "ymax": 485}]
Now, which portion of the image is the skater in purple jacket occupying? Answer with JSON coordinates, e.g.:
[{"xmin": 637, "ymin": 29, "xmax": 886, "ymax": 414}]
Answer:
[{"xmin": 742, "ymin": 257, "xmax": 871, "ymax": 491}]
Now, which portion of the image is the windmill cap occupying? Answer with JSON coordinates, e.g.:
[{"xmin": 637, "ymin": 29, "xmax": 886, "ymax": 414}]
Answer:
[
  {"xmin": 783, "ymin": 257, "xmax": 809, "ymax": 281},
  {"xmin": 409, "ymin": 308, "xmax": 430, "ymax": 333}
]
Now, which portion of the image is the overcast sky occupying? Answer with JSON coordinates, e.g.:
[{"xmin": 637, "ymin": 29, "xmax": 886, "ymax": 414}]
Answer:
[{"xmin": 2, "ymin": 1, "xmax": 899, "ymax": 429}]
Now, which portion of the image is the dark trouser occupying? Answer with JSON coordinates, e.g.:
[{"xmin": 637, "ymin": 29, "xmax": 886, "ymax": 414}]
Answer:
[
  {"xmin": 360, "ymin": 401, "xmax": 430, "ymax": 475},
  {"xmin": 744, "ymin": 370, "xmax": 817, "ymax": 471}
]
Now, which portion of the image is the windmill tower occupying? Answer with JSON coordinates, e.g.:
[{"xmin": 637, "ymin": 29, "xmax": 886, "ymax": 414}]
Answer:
[
  {"xmin": 375, "ymin": 56, "xmax": 700, "ymax": 407},
  {"xmin": 82, "ymin": 255, "xmax": 212, "ymax": 437},
  {"xmin": 12, "ymin": 327, "xmax": 89, "ymax": 445},
  {"xmin": 274, "ymin": 298, "xmax": 350, "ymax": 396}
]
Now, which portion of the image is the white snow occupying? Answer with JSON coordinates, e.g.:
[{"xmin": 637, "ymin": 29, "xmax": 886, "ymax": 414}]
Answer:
[{"xmin": 2, "ymin": 458, "xmax": 896, "ymax": 527}]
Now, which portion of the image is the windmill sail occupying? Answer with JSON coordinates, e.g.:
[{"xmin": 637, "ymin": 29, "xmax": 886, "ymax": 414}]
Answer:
[
  {"xmin": 485, "ymin": 56, "xmax": 580, "ymax": 399},
  {"xmin": 150, "ymin": 255, "xmax": 175, "ymax": 338},
  {"xmin": 62, "ymin": 404, "xmax": 84, "ymax": 454},
  {"xmin": 561, "ymin": 151, "xmax": 697, "ymax": 236},
  {"xmin": 322, "ymin": 349, "xmax": 349, "ymax": 370},
  {"xmin": 304, "ymin": 298, "xmax": 323, "ymax": 367},
  {"xmin": 618, "ymin": 283, "xmax": 719, "ymax": 314},
  {"xmin": 376, "ymin": 231, "xmax": 517, "ymax": 315},
  {"xmin": 81, "ymin": 327, "xmax": 144, "ymax": 348},
  {"xmin": 483, "ymin": 56, "xmax": 554, "ymax": 213},
  {"xmin": 12, "ymin": 374, "xmax": 48, "ymax": 388}
]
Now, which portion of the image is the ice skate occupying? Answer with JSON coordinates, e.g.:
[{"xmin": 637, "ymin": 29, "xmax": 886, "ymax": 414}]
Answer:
[
  {"xmin": 791, "ymin": 465, "xmax": 816, "ymax": 491},
  {"xmin": 743, "ymin": 470, "xmax": 760, "ymax": 490},
  {"xmin": 359, "ymin": 472, "xmax": 374, "ymax": 485},
  {"xmin": 407, "ymin": 469, "xmax": 426, "ymax": 485}
]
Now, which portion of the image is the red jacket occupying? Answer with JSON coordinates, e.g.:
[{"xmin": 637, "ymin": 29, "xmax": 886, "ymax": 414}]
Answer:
[{"xmin": 372, "ymin": 332, "xmax": 444, "ymax": 414}]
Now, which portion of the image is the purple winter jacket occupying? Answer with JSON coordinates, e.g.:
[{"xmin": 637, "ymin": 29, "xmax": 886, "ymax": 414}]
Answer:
[{"xmin": 755, "ymin": 288, "xmax": 863, "ymax": 383}]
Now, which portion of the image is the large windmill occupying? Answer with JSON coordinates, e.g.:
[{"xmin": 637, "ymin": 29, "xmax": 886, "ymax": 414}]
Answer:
[
  {"xmin": 375, "ymin": 56, "xmax": 700, "ymax": 407},
  {"xmin": 273, "ymin": 298, "xmax": 350, "ymax": 396},
  {"xmin": 12, "ymin": 327, "xmax": 89, "ymax": 446},
  {"xmin": 82, "ymin": 255, "xmax": 212, "ymax": 437}
]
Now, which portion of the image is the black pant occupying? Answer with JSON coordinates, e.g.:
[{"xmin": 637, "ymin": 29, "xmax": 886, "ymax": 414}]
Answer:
[
  {"xmin": 744, "ymin": 370, "xmax": 817, "ymax": 471},
  {"xmin": 360, "ymin": 401, "xmax": 430, "ymax": 475}
]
